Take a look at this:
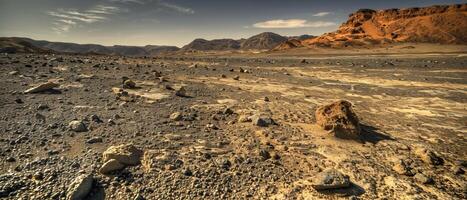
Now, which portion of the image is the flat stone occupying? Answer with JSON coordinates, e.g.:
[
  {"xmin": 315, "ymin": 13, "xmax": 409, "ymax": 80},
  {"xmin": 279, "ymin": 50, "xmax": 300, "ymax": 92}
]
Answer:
[
  {"xmin": 312, "ymin": 169, "xmax": 351, "ymax": 190},
  {"xmin": 99, "ymin": 159, "xmax": 126, "ymax": 174},
  {"xmin": 24, "ymin": 81, "xmax": 60, "ymax": 94}
]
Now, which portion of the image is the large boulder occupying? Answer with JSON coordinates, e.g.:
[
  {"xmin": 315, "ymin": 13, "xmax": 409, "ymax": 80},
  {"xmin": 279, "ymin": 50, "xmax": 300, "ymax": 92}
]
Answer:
[
  {"xmin": 66, "ymin": 174, "xmax": 93, "ymax": 200},
  {"xmin": 102, "ymin": 144, "xmax": 143, "ymax": 166},
  {"xmin": 68, "ymin": 120, "xmax": 87, "ymax": 132},
  {"xmin": 315, "ymin": 100, "xmax": 361, "ymax": 139}
]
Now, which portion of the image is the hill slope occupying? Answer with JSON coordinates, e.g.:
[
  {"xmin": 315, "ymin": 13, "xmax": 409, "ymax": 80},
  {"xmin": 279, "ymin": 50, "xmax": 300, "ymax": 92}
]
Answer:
[{"xmin": 277, "ymin": 4, "xmax": 467, "ymax": 49}]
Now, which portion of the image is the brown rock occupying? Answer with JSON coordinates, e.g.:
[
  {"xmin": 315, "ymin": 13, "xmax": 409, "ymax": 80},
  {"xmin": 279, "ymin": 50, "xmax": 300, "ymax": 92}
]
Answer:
[
  {"xmin": 414, "ymin": 147, "xmax": 443, "ymax": 165},
  {"xmin": 103, "ymin": 144, "xmax": 143, "ymax": 166},
  {"xmin": 315, "ymin": 100, "xmax": 361, "ymax": 139},
  {"xmin": 99, "ymin": 159, "xmax": 126, "ymax": 174},
  {"xmin": 311, "ymin": 169, "xmax": 351, "ymax": 190}
]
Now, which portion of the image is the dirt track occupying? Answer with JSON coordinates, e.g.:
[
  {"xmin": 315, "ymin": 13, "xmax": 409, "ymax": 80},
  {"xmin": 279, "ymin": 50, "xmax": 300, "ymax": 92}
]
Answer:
[{"xmin": 0, "ymin": 53, "xmax": 466, "ymax": 199}]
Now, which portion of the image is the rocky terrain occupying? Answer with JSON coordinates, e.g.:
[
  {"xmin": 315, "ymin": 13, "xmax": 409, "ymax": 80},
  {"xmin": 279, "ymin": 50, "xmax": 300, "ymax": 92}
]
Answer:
[
  {"xmin": 0, "ymin": 51, "xmax": 466, "ymax": 199},
  {"xmin": 276, "ymin": 4, "xmax": 467, "ymax": 49}
]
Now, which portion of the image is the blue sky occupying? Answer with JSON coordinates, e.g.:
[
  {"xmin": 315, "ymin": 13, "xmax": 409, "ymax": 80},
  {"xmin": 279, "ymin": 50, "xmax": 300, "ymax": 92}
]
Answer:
[{"xmin": 0, "ymin": 0, "xmax": 465, "ymax": 47}]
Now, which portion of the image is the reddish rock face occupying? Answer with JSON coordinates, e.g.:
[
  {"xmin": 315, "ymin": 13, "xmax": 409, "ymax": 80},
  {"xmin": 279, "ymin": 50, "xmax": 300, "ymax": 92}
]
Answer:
[{"xmin": 275, "ymin": 4, "xmax": 467, "ymax": 50}]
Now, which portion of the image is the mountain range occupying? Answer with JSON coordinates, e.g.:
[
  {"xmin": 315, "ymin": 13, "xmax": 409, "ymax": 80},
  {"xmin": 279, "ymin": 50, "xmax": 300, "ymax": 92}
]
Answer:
[{"xmin": 1, "ymin": 3, "xmax": 466, "ymax": 56}]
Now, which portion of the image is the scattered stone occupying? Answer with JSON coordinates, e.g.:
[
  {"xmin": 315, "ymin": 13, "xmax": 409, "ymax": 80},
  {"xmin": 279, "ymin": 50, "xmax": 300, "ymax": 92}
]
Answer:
[
  {"xmin": 170, "ymin": 112, "xmax": 183, "ymax": 121},
  {"xmin": 259, "ymin": 149, "xmax": 271, "ymax": 160},
  {"xmin": 251, "ymin": 114, "xmax": 275, "ymax": 127},
  {"xmin": 183, "ymin": 168, "xmax": 193, "ymax": 176},
  {"xmin": 66, "ymin": 174, "xmax": 93, "ymax": 200},
  {"xmin": 37, "ymin": 104, "xmax": 49, "ymax": 110},
  {"xmin": 414, "ymin": 173, "xmax": 433, "ymax": 184},
  {"xmin": 392, "ymin": 159, "xmax": 413, "ymax": 176},
  {"xmin": 6, "ymin": 157, "xmax": 15, "ymax": 162},
  {"xmin": 90, "ymin": 115, "xmax": 102, "ymax": 123},
  {"xmin": 233, "ymin": 75, "xmax": 240, "ymax": 80},
  {"xmin": 452, "ymin": 165, "xmax": 465, "ymax": 175},
  {"xmin": 414, "ymin": 147, "xmax": 443, "ymax": 165},
  {"xmin": 142, "ymin": 150, "xmax": 182, "ymax": 172},
  {"xmin": 263, "ymin": 96, "xmax": 270, "ymax": 102},
  {"xmin": 86, "ymin": 137, "xmax": 103, "ymax": 144},
  {"xmin": 103, "ymin": 144, "xmax": 143, "ymax": 166},
  {"xmin": 311, "ymin": 169, "xmax": 351, "ymax": 190},
  {"xmin": 123, "ymin": 79, "xmax": 136, "ymax": 89},
  {"xmin": 99, "ymin": 159, "xmax": 126, "ymax": 174},
  {"xmin": 8, "ymin": 71, "xmax": 18, "ymax": 75},
  {"xmin": 175, "ymin": 86, "xmax": 187, "ymax": 97},
  {"xmin": 68, "ymin": 120, "xmax": 87, "ymax": 132},
  {"xmin": 24, "ymin": 81, "xmax": 60, "ymax": 94},
  {"xmin": 315, "ymin": 100, "xmax": 361, "ymax": 139},
  {"xmin": 14, "ymin": 98, "xmax": 23, "ymax": 104},
  {"xmin": 238, "ymin": 115, "xmax": 252, "ymax": 123},
  {"xmin": 223, "ymin": 107, "xmax": 234, "ymax": 115}
]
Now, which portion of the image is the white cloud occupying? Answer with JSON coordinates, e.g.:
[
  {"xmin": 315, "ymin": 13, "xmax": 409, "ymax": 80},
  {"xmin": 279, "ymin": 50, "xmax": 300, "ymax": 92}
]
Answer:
[
  {"xmin": 253, "ymin": 19, "xmax": 336, "ymax": 29},
  {"xmin": 313, "ymin": 12, "xmax": 331, "ymax": 17},
  {"xmin": 48, "ymin": 5, "xmax": 121, "ymax": 34},
  {"xmin": 158, "ymin": 1, "xmax": 195, "ymax": 14}
]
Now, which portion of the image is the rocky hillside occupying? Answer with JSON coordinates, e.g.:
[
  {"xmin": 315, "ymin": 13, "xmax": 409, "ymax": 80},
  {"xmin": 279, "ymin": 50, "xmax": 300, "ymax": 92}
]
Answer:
[
  {"xmin": 240, "ymin": 32, "xmax": 287, "ymax": 50},
  {"xmin": 277, "ymin": 4, "xmax": 467, "ymax": 49},
  {"xmin": 0, "ymin": 38, "xmax": 53, "ymax": 54},
  {"xmin": 181, "ymin": 32, "xmax": 289, "ymax": 51},
  {"xmin": 0, "ymin": 37, "xmax": 180, "ymax": 56},
  {"xmin": 181, "ymin": 39, "xmax": 241, "ymax": 51}
]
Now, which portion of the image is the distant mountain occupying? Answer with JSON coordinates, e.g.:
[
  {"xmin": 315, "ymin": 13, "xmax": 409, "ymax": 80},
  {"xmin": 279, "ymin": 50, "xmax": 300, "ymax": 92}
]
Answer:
[
  {"xmin": 181, "ymin": 38, "xmax": 240, "ymax": 51},
  {"xmin": 0, "ymin": 38, "xmax": 53, "ymax": 54},
  {"xmin": 0, "ymin": 37, "xmax": 180, "ymax": 56},
  {"xmin": 240, "ymin": 32, "xmax": 288, "ymax": 50},
  {"xmin": 181, "ymin": 32, "xmax": 290, "ymax": 51}
]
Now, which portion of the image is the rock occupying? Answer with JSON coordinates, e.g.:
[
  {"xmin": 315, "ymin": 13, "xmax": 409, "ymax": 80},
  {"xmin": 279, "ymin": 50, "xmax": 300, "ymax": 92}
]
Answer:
[
  {"xmin": 259, "ymin": 149, "xmax": 271, "ymax": 160},
  {"xmin": 392, "ymin": 159, "xmax": 413, "ymax": 176},
  {"xmin": 86, "ymin": 137, "xmax": 103, "ymax": 144},
  {"xmin": 68, "ymin": 120, "xmax": 87, "ymax": 132},
  {"xmin": 123, "ymin": 79, "xmax": 136, "ymax": 89},
  {"xmin": 414, "ymin": 147, "xmax": 443, "ymax": 165},
  {"xmin": 311, "ymin": 169, "xmax": 351, "ymax": 190},
  {"xmin": 24, "ymin": 81, "xmax": 60, "ymax": 94},
  {"xmin": 251, "ymin": 114, "xmax": 275, "ymax": 127},
  {"xmin": 414, "ymin": 173, "xmax": 432, "ymax": 184},
  {"xmin": 238, "ymin": 115, "xmax": 252, "ymax": 123},
  {"xmin": 315, "ymin": 100, "xmax": 361, "ymax": 139},
  {"xmin": 223, "ymin": 107, "xmax": 234, "ymax": 115},
  {"xmin": 14, "ymin": 98, "xmax": 23, "ymax": 104},
  {"xmin": 170, "ymin": 112, "xmax": 182, "ymax": 121},
  {"xmin": 233, "ymin": 75, "xmax": 240, "ymax": 80},
  {"xmin": 452, "ymin": 165, "xmax": 465, "ymax": 175},
  {"xmin": 175, "ymin": 86, "xmax": 187, "ymax": 97},
  {"xmin": 90, "ymin": 115, "xmax": 102, "ymax": 123},
  {"xmin": 99, "ymin": 159, "xmax": 126, "ymax": 174},
  {"xmin": 8, "ymin": 71, "xmax": 18, "ymax": 75},
  {"xmin": 6, "ymin": 157, "xmax": 15, "ymax": 162},
  {"xmin": 263, "ymin": 96, "xmax": 270, "ymax": 102},
  {"xmin": 103, "ymin": 144, "xmax": 143, "ymax": 166},
  {"xmin": 66, "ymin": 174, "xmax": 93, "ymax": 200}
]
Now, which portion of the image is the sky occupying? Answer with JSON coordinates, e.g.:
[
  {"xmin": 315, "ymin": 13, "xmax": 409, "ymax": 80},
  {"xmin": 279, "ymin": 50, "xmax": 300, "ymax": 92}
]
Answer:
[{"xmin": 0, "ymin": 0, "xmax": 465, "ymax": 47}]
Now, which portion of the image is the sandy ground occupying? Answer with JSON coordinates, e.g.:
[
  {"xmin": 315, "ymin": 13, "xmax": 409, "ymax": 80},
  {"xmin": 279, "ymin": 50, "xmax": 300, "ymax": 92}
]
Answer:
[{"xmin": 0, "ymin": 52, "xmax": 466, "ymax": 199}]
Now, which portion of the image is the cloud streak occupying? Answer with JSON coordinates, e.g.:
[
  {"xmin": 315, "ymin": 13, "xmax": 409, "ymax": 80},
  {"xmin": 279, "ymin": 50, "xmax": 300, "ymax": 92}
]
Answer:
[
  {"xmin": 313, "ymin": 12, "xmax": 331, "ymax": 17},
  {"xmin": 253, "ymin": 19, "xmax": 336, "ymax": 29},
  {"xmin": 48, "ymin": 5, "xmax": 121, "ymax": 34}
]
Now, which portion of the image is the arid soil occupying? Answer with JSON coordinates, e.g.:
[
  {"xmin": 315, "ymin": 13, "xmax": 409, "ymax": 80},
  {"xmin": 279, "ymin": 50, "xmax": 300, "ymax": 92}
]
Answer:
[{"xmin": 0, "ymin": 52, "xmax": 466, "ymax": 199}]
